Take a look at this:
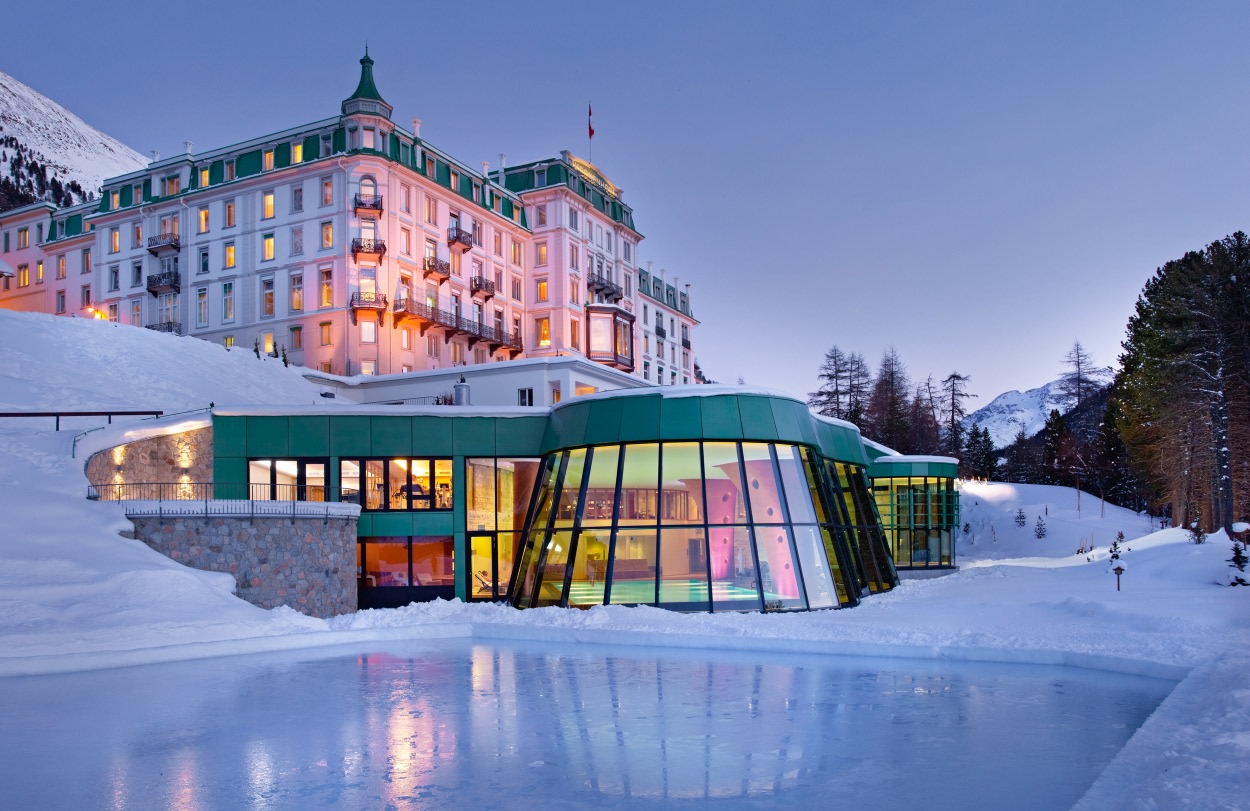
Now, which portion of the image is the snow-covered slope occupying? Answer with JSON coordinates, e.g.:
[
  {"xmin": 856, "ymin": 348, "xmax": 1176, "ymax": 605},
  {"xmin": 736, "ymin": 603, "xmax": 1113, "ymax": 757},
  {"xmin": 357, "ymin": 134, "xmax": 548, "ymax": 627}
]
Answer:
[
  {"xmin": 0, "ymin": 70, "xmax": 146, "ymax": 200},
  {"xmin": 963, "ymin": 367, "xmax": 1113, "ymax": 449}
]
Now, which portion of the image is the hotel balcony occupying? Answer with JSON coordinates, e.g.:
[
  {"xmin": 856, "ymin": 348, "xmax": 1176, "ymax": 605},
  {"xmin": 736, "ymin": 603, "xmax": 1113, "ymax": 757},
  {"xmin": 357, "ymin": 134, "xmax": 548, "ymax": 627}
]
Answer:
[
  {"xmin": 351, "ymin": 237, "xmax": 387, "ymax": 261},
  {"xmin": 353, "ymin": 194, "xmax": 384, "ymax": 216},
  {"xmin": 423, "ymin": 255, "xmax": 450, "ymax": 282},
  {"xmin": 146, "ymin": 270, "xmax": 181, "ymax": 296},
  {"xmin": 144, "ymin": 321, "xmax": 181, "ymax": 335},
  {"xmin": 350, "ymin": 291, "xmax": 388, "ymax": 313},
  {"xmin": 470, "ymin": 276, "xmax": 496, "ymax": 301},
  {"xmin": 392, "ymin": 298, "xmax": 522, "ymax": 357},
  {"xmin": 587, "ymin": 271, "xmax": 623, "ymax": 303},
  {"xmin": 654, "ymin": 323, "xmax": 667, "ymax": 339},
  {"xmin": 447, "ymin": 224, "xmax": 474, "ymax": 252},
  {"xmin": 146, "ymin": 232, "xmax": 180, "ymax": 256},
  {"xmin": 681, "ymin": 337, "xmax": 691, "ymax": 349}
]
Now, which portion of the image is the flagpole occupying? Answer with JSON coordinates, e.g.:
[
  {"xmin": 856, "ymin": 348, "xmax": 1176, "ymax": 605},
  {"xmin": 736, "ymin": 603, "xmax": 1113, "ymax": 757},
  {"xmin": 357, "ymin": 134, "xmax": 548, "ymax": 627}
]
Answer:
[{"xmin": 588, "ymin": 102, "xmax": 593, "ymax": 162}]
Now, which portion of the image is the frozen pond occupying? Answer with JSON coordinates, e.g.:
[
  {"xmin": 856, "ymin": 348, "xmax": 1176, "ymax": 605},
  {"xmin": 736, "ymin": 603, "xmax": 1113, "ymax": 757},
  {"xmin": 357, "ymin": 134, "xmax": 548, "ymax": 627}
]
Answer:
[{"xmin": 0, "ymin": 640, "xmax": 1173, "ymax": 810}]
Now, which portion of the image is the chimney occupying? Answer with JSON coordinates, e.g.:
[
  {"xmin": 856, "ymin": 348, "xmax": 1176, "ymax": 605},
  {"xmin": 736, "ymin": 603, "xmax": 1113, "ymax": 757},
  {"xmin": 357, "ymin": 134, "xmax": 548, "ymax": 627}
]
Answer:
[
  {"xmin": 499, "ymin": 153, "xmax": 507, "ymax": 176},
  {"xmin": 150, "ymin": 150, "xmax": 160, "ymax": 162},
  {"xmin": 183, "ymin": 141, "xmax": 193, "ymax": 155},
  {"xmin": 411, "ymin": 118, "xmax": 422, "ymax": 138},
  {"xmin": 481, "ymin": 161, "xmax": 490, "ymax": 178}
]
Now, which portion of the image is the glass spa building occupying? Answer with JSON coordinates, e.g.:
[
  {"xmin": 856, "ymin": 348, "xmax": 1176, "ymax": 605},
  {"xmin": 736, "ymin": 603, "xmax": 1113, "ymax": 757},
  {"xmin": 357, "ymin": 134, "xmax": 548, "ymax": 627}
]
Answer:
[
  {"xmin": 866, "ymin": 455, "xmax": 961, "ymax": 570},
  {"xmin": 212, "ymin": 387, "xmax": 901, "ymax": 612}
]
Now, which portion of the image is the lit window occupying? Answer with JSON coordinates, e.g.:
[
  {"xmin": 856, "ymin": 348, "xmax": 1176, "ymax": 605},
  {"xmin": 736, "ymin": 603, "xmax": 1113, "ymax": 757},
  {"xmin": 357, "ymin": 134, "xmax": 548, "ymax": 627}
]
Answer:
[
  {"xmin": 536, "ymin": 317, "xmax": 550, "ymax": 348},
  {"xmin": 262, "ymin": 191, "xmax": 275, "ymax": 219},
  {"xmin": 292, "ymin": 143, "xmax": 303, "ymax": 164},
  {"xmin": 263, "ymin": 149, "xmax": 274, "ymax": 171},
  {"xmin": 261, "ymin": 277, "xmax": 274, "ymax": 316},
  {"xmin": 199, "ymin": 167, "xmax": 209, "ymax": 187},
  {"xmin": 109, "ymin": 228, "xmax": 119, "ymax": 253},
  {"xmin": 224, "ymin": 242, "xmax": 235, "ymax": 268},
  {"xmin": 321, "ymin": 222, "xmax": 333, "ymax": 249},
  {"xmin": 320, "ymin": 321, "xmax": 332, "ymax": 345},
  {"xmin": 224, "ymin": 200, "xmax": 236, "ymax": 227},
  {"xmin": 262, "ymin": 233, "xmax": 275, "ymax": 261},
  {"xmin": 536, "ymin": 242, "xmax": 547, "ymax": 266},
  {"xmin": 198, "ymin": 207, "xmax": 209, "ymax": 233},
  {"xmin": 290, "ymin": 273, "xmax": 303, "ymax": 312},
  {"xmin": 536, "ymin": 280, "xmax": 548, "ymax": 302},
  {"xmin": 570, "ymin": 318, "xmax": 580, "ymax": 350},
  {"xmin": 321, "ymin": 177, "xmax": 333, "ymax": 206},
  {"xmin": 510, "ymin": 240, "xmax": 521, "ymax": 265},
  {"xmin": 320, "ymin": 267, "xmax": 333, "ymax": 307},
  {"xmin": 425, "ymin": 196, "xmax": 437, "ymax": 225},
  {"xmin": 262, "ymin": 331, "xmax": 274, "ymax": 353},
  {"xmin": 224, "ymin": 335, "xmax": 235, "ymax": 348},
  {"xmin": 110, "ymin": 191, "xmax": 120, "ymax": 210}
]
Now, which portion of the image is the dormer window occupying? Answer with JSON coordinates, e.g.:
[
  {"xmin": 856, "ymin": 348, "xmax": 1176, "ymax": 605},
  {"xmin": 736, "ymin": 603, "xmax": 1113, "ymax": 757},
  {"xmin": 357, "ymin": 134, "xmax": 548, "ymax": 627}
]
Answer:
[
  {"xmin": 226, "ymin": 161, "xmax": 236, "ymax": 181},
  {"xmin": 450, "ymin": 170, "xmax": 459, "ymax": 191},
  {"xmin": 535, "ymin": 168, "xmax": 546, "ymax": 186},
  {"xmin": 161, "ymin": 176, "xmax": 181, "ymax": 196},
  {"xmin": 263, "ymin": 149, "xmax": 275, "ymax": 171},
  {"xmin": 292, "ymin": 143, "xmax": 303, "ymax": 164},
  {"xmin": 362, "ymin": 128, "xmax": 375, "ymax": 150},
  {"xmin": 110, "ymin": 191, "xmax": 120, "ymax": 210},
  {"xmin": 199, "ymin": 167, "xmax": 209, "ymax": 187}
]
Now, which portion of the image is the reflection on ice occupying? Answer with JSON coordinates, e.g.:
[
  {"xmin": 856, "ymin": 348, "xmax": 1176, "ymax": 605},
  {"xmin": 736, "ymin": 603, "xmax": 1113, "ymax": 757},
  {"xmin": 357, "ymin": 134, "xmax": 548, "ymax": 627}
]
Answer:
[{"xmin": 0, "ymin": 641, "xmax": 1173, "ymax": 810}]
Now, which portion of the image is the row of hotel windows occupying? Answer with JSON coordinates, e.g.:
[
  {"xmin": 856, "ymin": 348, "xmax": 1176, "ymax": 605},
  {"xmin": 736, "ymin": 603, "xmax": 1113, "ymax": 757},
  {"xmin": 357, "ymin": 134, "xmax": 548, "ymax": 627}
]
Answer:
[{"xmin": 534, "ymin": 204, "xmax": 634, "ymax": 263}]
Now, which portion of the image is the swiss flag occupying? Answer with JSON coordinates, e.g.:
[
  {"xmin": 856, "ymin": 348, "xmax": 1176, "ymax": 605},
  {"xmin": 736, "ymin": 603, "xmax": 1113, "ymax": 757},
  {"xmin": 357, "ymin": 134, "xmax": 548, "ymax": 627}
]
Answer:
[{"xmin": 588, "ymin": 103, "xmax": 595, "ymax": 139}]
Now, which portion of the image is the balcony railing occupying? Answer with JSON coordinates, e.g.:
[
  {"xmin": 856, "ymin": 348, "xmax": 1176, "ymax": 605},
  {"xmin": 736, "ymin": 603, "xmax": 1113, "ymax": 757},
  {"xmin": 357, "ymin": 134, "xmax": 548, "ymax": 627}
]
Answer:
[
  {"xmin": 587, "ymin": 348, "xmax": 634, "ymax": 372},
  {"xmin": 146, "ymin": 270, "xmax": 181, "ymax": 296},
  {"xmin": 351, "ymin": 237, "xmax": 387, "ymax": 259},
  {"xmin": 423, "ymin": 255, "xmax": 451, "ymax": 281},
  {"xmin": 350, "ymin": 291, "xmax": 389, "ymax": 311},
  {"xmin": 146, "ymin": 232, "xmax": 180, "ymax": 255},
  {"xmin": 654, "ymin": 323, "xmax": 667, "ymax": 339},
  {"xmin": 353, "ymin": 193, "xmax": 384, "ymax": 214},
  {"xmin": 144, "ymin": 321, "xmax": 181, "ymax": 335},
  {"xmin": 447, "ymin": 224, "xmax": 474, "ymax": 252},
  {"xmin": 587, "ymin": 271, "xmax": 624, "ymax": 303},
  {"xmin": 470, "ymin": 276, "xmax": 496, "ymax": 300},
  {"xmin": 391, "ymin": 297, "xmax": 521, "ymax": 355},
  {"xmin": 681, "ymin": 337, "xmax": 691, "ymax": 349}
]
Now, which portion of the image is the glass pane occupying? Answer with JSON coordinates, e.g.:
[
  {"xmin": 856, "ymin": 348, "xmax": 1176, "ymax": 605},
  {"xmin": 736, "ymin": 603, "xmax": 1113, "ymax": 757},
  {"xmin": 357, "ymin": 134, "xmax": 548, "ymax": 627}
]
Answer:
[
  {"xmin": 433, "ymin": 459, "xmax": 453, "ymax": 509},
  {"xmin": 530, "ymin": 455, "xmax": 560, "ymax": 530},
  {"xmin": 340, "ymin": 460, "xmax": 360, "ymax": 504},
  {"xmin": 273, "ymin": 459, "xmax": 298, "ymax": 501},
  {"xmin": 567, "ymin": 527, "xmax": 610, "ymax": 607},
  {"xmin": 741, "ymin": 443, "xmax": 784, "ymax": 524},
  {"xmin": 820, "ymin": 527, "xmax": 853, "ymax": 605},
  {"xmin": 754, "ymin": 526, "xmax": 806, "ymax": 611},
  {"xmin": 388, "ymin": 459, "xmax": 409, "ymax": 510},
  {"xmin": 534, "ymin": 530, "xmax": 573, "ymax": 607},
  {"xmin": 617, "ymin": 444, "xmax": 658, "ymax": 524},
  {"xmin": 411, "ymin": 536, "xmax": 454, "ymax": 586},
  {"xmin": 469, "ymin": 534, "xmax": 495, "ymax": 598},
  {"xmin": 660, "ymin": 442, "xmax": 703, "ymax": 526},
  {"xmin": 514, "ymin": 530, "xmax": 546, "ymax": 607},
  {"xmin": 498, "ymin": 531, "xmax": 521, "ymax": 596},
  {"xmin": 658, "ymin": 527, "xmax": 709, "ymax": 610},
  {"xmin": 710, "ymin": 526, "xmax": 761, "ymax": 612},
  {"xmin": 363, "ymin": 536, "xmax": 408, "ymax": 587},
  {"xmin": 554, "ymin": 449, "xmax": 587, "ymax": 527},
  {"xmin": 702, "ymin": 442, "xmax": 746, "ymax": 525},
  {"xmin": 792, "ymin": 526, "xmax": 836, "ymax": 608},
  {"xmin": 800, "ymin": 448, "xmax": 829, "ymax": 524},
  {"xmin": 580, "ymin": 445, "xmax": 620, "ymax": 529},
  {"xmin": 361, "ymin": 460, "xmax": 384, "ymax": 510},
  {"xmin": 498, "ymin": 459, "xmax": 540, "ymax": 531},
  {"xmin": 775, "ymin": 445, "xmax": 816, "ymax": 523},
  {"xmin": 411, "ymin": 459, "xmax": 432, "ymax": 510},
  {"xmin": 248, "ymin": 460, "xmax": 271, "ymax": 500},
  {"xmin": 608, "ymin": 529, "xmax": 656, "ymax": 604},
  {"xmin": 467, "ymin": 458, "xmax": 496, "ymax": 531},
  {"xmin": 304, "ymin": 463, "xmax": 326, "ymax": 502}
]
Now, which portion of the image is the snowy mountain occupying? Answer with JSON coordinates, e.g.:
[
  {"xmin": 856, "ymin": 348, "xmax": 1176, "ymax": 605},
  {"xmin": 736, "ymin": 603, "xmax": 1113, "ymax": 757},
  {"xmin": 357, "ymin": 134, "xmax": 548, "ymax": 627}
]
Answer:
[
  {"xmin": 0, "ymin": 70, "xmax": 146, "ymax": 209},
  {"xmin": 964, "ymin": 368, "xmax": 1113, "ymax": 449}
]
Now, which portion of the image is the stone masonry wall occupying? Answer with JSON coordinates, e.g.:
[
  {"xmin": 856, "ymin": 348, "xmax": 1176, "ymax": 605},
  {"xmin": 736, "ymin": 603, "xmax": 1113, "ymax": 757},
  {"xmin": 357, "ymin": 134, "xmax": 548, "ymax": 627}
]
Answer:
[
  {"xmin": 86, "ymin": 427, "xmax": 214, "ymax": 487},
  {"xmin": 130, "ymin": 513, "xmax": 357, "ymax": 618}
]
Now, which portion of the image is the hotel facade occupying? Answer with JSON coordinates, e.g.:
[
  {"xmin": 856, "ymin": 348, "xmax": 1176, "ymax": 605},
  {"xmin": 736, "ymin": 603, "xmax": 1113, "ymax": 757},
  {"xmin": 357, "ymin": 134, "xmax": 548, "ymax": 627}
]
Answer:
[{"xmin": 0, "ymin": 53, "xmax": 698, "ymax": 402}]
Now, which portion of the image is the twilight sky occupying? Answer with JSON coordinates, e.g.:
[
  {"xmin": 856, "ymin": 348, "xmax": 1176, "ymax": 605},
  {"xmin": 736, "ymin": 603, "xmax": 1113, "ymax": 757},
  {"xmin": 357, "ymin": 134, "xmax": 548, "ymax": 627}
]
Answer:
[{"xmin": 6, "ymin": 1, "xmax": 1250, "ymax": 404}]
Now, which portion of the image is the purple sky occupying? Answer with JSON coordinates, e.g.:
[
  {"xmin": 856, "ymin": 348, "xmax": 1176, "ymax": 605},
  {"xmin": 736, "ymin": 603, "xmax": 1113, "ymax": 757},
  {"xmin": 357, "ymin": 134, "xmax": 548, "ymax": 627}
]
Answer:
[{"xmin": 7, "ymin": 1, "xmax": 1250, "ymax": 404}]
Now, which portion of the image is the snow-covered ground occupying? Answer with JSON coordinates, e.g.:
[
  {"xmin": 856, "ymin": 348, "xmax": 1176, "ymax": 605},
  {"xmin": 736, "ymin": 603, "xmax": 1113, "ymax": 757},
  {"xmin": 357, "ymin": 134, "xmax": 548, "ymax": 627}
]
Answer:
[{"xmin": 0, "ymin": 310, "xmax": 1246, "ymax": 809}]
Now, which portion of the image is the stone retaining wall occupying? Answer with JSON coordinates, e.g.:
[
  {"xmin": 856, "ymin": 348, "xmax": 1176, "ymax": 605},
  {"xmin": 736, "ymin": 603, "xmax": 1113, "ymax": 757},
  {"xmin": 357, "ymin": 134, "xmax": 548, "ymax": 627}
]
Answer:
[
  {"xmin": 130, "ymin": 513, "xmax": 357, "ymax": 618},
  {"xmin": 86, "ymin": 427, "xmax": 214, "ymax": 487}
]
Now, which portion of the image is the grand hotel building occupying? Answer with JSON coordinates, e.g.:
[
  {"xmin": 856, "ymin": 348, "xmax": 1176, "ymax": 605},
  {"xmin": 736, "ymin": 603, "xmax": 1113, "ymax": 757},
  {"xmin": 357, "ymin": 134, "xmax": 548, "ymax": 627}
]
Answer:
[{"xmin": 0, "ymin": 52, "xmax": 699, "ymax": 400}]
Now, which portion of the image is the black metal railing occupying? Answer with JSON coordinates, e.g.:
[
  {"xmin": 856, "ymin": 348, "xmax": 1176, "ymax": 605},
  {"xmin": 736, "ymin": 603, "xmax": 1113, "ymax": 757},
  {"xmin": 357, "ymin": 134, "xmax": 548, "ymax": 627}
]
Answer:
[
  {"xmin": 350, "ymin": 291, "xmax": 388, "ymax": 310},
  {"xmin": 390, "ymin": 297, "xmax": 521, "ymax": 350},
  {"xmin": 146, "ymin": 270, "xmax": 180, "ymax": 295},
  {"xmin": 351, "ymin": 237, "xmax": 387, "ymax": 258},
  {"xmin": 423, "ymin": 256, "xmax": 451, "ymax": 279},
  {"xmin": 470, "ymin": 276, "xmax": 496, "ymax": 298},
  {"xmin": 0, "ymin": 410, "xmax": 163, "ymax": 431},
  {"xmin": 144, "ymin": 321, "xmax": 181, "ymax": 335},
  {"xmin": 353, "ymin": 193, "xmax": 384, "ymax": 212},
  {"xmin": 654, "ymin": 323, "xmax": 667, "ymax": 339},
  {"xmin": 587, "ymin": 271, "xmax": 624, "ymax": 302},
  {"xmin": 681, "ymin": 337, "xmax": 691, "ymax": 349},
  {"xmin": 447, "ymin": 225, "xmax": 474, "ymax": 250},
  {"xmin": 86, "ymin": 481, "xmax": 352, "ymax": 519},
  {"xmin": 146, "ymin": 232, "xmax": 180, "ymax": 253}
]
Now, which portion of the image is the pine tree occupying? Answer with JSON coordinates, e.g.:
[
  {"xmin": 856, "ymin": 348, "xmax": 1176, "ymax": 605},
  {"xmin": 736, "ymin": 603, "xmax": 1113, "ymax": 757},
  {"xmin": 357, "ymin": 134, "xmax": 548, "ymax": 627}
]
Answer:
[
  {"xmin": 1015, "ymin": 508, "xmax": 1027, "ymax": 528},
  {"xmin": 1229, "ymin": 540, "xmax": 1248, "ymax": 586},
  {"xmin": 864, "ymin": 347, "xmax": 913, "ymax": 451},
  {"xmin": 253, "ymin": 337, "xmax": 261, "ymax": 359},
  {"xmin": 1034, "ymin": 515, "xmax": 1047, "ymax": 538},
  {"xmin": 281, "ymin": 345, "xmax": 289, "ymax": 367},
  {"xmin": 1188, "ymin": 510, "xmax": 1206, "ymax": 544},
  {"xmin": 940, "ymin": 372, "xmax": 975, "ymax": 457}
]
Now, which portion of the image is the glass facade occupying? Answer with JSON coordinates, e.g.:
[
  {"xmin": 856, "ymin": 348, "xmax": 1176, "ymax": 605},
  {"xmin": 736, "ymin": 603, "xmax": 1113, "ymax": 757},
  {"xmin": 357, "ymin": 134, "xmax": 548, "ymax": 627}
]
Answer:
[
  {"xmin": 873, "ymin": 475, "xmax": 960, "ymax": 568},
  {"xmin": 466, "ymin": 457, "xmax": 542, "ymax": 600},
  {"xmin": 509, "ymin": 441, "xmax": 897, "ymax": 613}
]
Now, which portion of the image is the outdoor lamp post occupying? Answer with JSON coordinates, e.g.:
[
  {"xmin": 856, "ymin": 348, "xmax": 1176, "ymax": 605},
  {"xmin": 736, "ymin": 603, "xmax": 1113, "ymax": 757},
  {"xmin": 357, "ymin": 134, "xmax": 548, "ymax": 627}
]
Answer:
[{"xmin": 1113, "ymin": 564, "xmax": 1125, "ymax": 591}]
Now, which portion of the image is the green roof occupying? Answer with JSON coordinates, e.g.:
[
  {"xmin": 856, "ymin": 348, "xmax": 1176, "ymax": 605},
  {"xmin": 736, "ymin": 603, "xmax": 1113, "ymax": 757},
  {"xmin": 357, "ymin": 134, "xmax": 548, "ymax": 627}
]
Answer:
[{"xmin": 348, "ymin": 49, "xmax": 385, "ymax": 103}]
